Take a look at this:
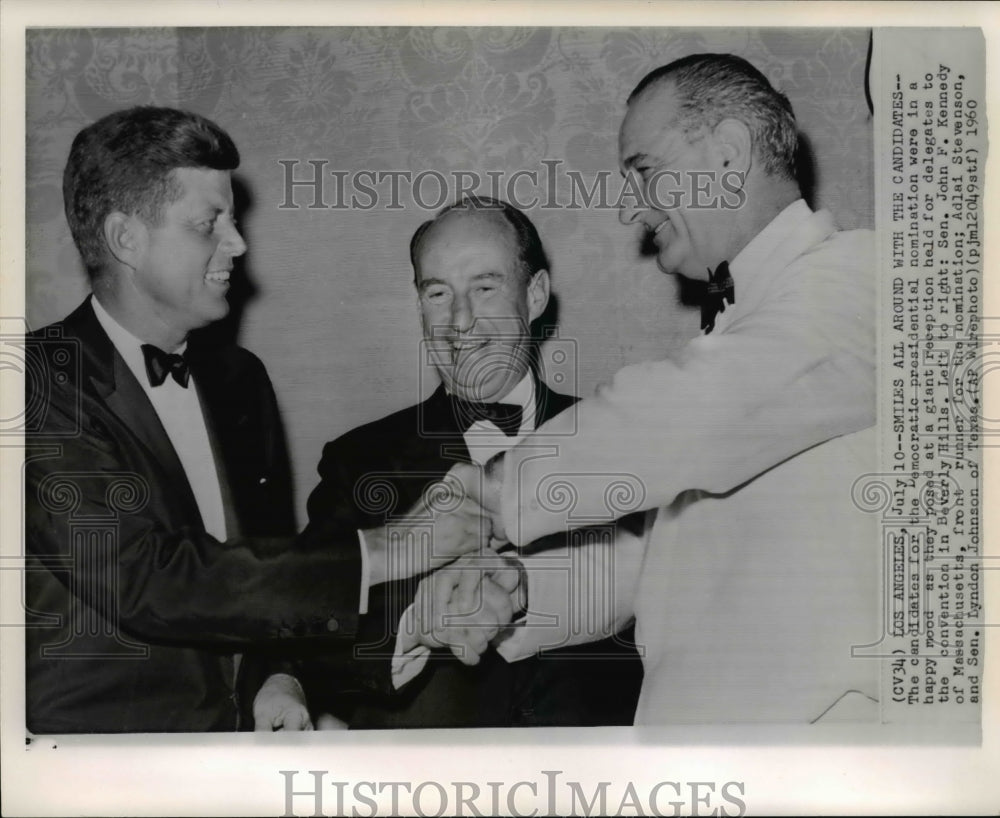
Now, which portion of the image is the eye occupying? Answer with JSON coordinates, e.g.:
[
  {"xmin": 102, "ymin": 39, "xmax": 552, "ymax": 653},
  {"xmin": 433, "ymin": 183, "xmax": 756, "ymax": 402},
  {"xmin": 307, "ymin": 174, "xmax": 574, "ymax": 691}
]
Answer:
[
  {"xmin": 474, "ymin": 283, "xmax": 498, "ymax": 295},
  {"xmin": 423, "ymin": 287, "xmax": 451, "ymax": 304}
]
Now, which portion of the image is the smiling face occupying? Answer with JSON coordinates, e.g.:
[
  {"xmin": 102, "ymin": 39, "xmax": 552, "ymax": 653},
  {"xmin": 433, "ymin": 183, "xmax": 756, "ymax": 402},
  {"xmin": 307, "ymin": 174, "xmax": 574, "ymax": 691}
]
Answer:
[
  {"xmin": 125, "ymin": 166, "xmax": 246, "ymax": 348},
  {"xmin": 618, "ymin": 83, "xmax": 733, "ymax": 281},
  {"xmin": 414, "ymin": 211, "xmax": 549, "ymax": 403}
]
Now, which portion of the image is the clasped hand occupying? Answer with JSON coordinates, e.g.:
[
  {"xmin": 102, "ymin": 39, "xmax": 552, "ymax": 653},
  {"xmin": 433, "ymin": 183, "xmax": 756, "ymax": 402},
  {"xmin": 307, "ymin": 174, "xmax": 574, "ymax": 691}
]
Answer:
[
  {"xmin": 363, "ymin": 461, "xmax": 522, "ymax": 664},
  {"xmin": 406, "ymin": 548, "xmax": 523, "ymax": 664},
  {"xmin": 363, "ymin": 462, "xmax": 507, "ymax": 584}
]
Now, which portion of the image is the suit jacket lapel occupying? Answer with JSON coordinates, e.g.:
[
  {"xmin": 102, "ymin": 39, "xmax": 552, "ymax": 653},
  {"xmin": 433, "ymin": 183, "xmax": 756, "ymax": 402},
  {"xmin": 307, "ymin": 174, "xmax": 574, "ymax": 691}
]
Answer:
[
  {"xmin": 533, "ymin": 377, "xmax": 577, "ymax": 426},
  {"xmin": 185, "ymin": 344, "xmax": 256, "ymax": 539},
  {"xmin": 66, "ymin": 298, "xmax": 203, "ymax": 525},
  {"xmin": 414, "ymin": 385, "xmax": 472, "ymax": 467}
]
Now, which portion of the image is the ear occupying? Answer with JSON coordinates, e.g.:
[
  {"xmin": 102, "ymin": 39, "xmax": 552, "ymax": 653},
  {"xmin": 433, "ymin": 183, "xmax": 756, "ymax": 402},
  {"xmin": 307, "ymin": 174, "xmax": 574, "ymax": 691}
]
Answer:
[
  {"xmin": 103, "ymin": 211, "xmax": 145, "ymax": 270},
  {"xmin": 712, "ymin": 117, "xmax": 753, "ymax": 173},
  {"xmin": 526, "ymin": 269, "xmax": 550, "ymax": 323}
]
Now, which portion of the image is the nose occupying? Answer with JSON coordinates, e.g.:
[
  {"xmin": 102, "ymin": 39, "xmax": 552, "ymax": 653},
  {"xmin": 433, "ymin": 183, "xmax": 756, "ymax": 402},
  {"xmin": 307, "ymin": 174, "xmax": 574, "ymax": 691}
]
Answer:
[
  {"xmin": 221, "ymin": 220, "xmax": 247, "ymax": 258},
  {"xmin": 618, "ymin": 174, "xmax": 645, "ymax": 226},
  {"xmin": 619, "ymin": 199, "xmax": 643, "ymax": 226},
  {"xmin": 450, "ymin": 293, "xmax": 474, "ymax": 333}
]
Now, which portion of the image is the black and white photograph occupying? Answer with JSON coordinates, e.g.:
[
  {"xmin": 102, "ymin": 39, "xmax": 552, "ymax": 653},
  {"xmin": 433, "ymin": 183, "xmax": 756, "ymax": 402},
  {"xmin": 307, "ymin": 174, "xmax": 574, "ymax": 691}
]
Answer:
[{"xmin": 1, "ymin": 2, "xmax": 995, "ymax": 815}]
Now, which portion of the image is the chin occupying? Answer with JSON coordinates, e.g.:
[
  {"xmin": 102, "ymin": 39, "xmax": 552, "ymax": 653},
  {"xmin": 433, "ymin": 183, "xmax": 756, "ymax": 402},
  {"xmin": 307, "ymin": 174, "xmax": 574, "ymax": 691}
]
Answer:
[
  {"xmin": 204, "ymin": 299, "xmax": 231, "ymax": 321},
  {"xmin": 656, "ymin": 258, "xmax": 683, "ymax": 277},
  {"xmin": 655, "ymin": 245, "xmax": 684, "ymax": 275},
  {"xmin": 447, "ymin": 374, "xmax": 511, "ymax": 403},
  {"xmin": 661, "ymin": 257, "xmax": 707, "ymax": 282}
]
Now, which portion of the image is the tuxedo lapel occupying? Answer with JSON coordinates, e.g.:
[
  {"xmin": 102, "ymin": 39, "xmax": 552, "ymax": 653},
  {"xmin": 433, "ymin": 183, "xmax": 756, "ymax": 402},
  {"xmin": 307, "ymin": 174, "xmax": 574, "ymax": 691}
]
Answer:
[
  {"xmin": 64, "ymin": 299, "xmax": 202, "ymax": 525},
  {"xmin": 186, "ymin": 340, "xmax": 297, "ymax": 537},
  {"xmin": 412, "ymin": 385, "xmax": 473, "ymax": 467},
  {"xmin": 533, "ymin": 378, "xmax": 578, "ymax": 426},
  {"xmin": 186, "ymin": 350, "xmax": 247, "ymax": 539}
]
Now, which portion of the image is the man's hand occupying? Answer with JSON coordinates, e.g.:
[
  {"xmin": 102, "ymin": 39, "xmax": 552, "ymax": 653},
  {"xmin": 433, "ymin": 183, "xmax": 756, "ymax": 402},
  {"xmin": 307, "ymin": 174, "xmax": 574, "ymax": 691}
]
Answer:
[
  {"xmin": 404, "ymin": 550, "xmax": 523, "ymax": 665},
  {"xmin": 363, "ymin": 467, "xmax": 493, "ymax": 584},
  {"xmin": 451, "ymin": 458, "xmax": 507, "ymax": 543},
  {"xmin": 253, "ymin": 673, "xmax": 313, "ymax": 731}
]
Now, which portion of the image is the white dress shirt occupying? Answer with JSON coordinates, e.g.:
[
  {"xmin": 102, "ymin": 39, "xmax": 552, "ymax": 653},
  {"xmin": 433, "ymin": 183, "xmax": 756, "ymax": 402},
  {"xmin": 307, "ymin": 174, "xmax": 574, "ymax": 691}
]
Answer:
[
  {"xmin": 497, "ymin": 201, "xmax": 881, "ymax": 723},
  {"xmin": 91, "ymin": 297, "xmax": 228, "ymax": 542},
  {"xmin": 460, "ymin": 372, "xmax": 537, "ymax": 464}
]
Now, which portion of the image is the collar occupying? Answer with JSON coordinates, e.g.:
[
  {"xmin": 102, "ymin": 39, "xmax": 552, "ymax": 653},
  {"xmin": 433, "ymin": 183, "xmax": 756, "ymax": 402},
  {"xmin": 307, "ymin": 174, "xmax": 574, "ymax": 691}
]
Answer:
[
  {"xmin": 714, "ymin": 199, "xmax": 836, "ymax": 334},
  {"xmin": 442, "ymin": 370, "xmax": 537, "ymax": 430},
  {"xmin": 91, "ymin": 295, "xmax": 188, "ymax": 390},
  {"xmin": 499, "ymin": 371, "xmax": 537, "ymax": 429}
]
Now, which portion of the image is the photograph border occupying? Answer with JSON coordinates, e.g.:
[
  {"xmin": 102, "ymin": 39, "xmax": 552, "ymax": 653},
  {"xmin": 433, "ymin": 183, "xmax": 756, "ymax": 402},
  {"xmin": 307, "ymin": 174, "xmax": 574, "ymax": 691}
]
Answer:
[{"xmin": 2, "ymin": 2, "xmax": 997, "ymax": 815}]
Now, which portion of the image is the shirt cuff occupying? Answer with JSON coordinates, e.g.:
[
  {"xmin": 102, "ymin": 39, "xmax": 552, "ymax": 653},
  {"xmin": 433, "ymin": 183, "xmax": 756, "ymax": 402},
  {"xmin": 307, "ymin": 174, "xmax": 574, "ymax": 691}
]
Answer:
[
  {"xmin": 390, "ymin": 603, "xmax": 431, "ymax": 689},
  {"xmin": 356, "ymin": 529, "xmax": 371, "ymax": 615},
  {"xmin": 494, "ymin": 545, "xmax": 529, "ymax": 622},
  {"xmin": 494, "ymin": 547, "xmax": 571, "ymax": 662}
]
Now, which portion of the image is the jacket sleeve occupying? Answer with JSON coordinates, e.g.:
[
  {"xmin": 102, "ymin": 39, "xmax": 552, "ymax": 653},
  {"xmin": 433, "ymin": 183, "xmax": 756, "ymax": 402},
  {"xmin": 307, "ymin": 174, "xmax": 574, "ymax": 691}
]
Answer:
[
  {"xmin": 500, "ymin": 236, "xmax": 876, "ymax": 545},
  {"xmin": 26, "ymin": 374, "xmax": 365, "ymax": 651},
  {"xmin": 495, "ymin": 513, "xmax": 649, "ymax": 661},
  {"xmin": 296, "ymin": 434, "xmax": 431, "ymax": 697}
]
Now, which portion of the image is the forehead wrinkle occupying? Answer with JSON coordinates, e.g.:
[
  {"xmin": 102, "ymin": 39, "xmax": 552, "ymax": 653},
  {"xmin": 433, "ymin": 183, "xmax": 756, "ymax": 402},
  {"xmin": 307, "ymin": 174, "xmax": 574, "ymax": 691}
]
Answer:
[
  {"xmin": 417, "ymin": 209, "xmax": 521, "ymax": 276},
  {"xmin": 623, "ymin": 82, "xmax": 686, "ymax": 147},
  {"xmin": 167, "ymin": 169, "xmax": 234, "ymax": 217}
]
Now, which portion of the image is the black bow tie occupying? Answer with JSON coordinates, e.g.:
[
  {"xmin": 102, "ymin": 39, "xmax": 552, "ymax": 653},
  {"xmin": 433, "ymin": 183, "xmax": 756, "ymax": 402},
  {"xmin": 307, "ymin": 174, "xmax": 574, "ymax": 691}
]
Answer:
[
  {"xmin": 450, "ymin": 397, "xmax": 523, "ymax": 437},
  {"xmin": 141, "ymin": 344, "xmax": 191, "ymax": 388},
  {"xmin": 701, "ymin": 260, "xmax": 735, "ymax": 334}
]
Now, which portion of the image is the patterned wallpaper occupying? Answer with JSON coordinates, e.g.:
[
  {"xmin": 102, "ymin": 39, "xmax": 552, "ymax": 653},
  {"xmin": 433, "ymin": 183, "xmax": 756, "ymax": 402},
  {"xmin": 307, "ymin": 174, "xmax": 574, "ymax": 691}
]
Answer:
[{"xmin": 26, "ymin": 27, "xmax": 874, "ymax": 521}]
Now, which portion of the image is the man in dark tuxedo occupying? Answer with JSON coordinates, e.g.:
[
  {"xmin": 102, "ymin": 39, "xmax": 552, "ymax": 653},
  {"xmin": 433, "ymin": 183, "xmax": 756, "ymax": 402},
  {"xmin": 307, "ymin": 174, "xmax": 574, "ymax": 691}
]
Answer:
[
  {"xmin": 302, "ymin": 197, "xmax": 644, "ymax": 728},
  {"xmin": 24, "ymin": 106, "xmax": 485, "ymax": 733}
]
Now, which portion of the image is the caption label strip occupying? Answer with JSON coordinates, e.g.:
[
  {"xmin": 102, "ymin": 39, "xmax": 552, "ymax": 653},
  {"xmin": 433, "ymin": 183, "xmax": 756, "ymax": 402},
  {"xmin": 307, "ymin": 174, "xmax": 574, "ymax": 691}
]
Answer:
[{"xmin": 871, "ymin": 28, "xmax": 985, "ymax": 724}]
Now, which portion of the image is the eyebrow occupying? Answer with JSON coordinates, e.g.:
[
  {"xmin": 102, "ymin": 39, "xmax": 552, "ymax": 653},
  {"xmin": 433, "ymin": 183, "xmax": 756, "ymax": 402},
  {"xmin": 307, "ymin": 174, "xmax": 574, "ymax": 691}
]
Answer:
[
  {"xmin": 417, "ymin": 270, "xmax": 506, "ymax": 291},
  {"xmin": 192, "ymin": 206, "xmax": 225, "ymax": 220}
]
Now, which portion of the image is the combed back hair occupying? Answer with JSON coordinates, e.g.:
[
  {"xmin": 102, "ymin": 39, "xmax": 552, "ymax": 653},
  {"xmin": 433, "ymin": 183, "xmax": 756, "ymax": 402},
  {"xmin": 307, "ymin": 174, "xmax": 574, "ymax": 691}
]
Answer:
[
  {"xmin": 629, "ymin": 53, "xmax": 798, "ymax": 180},
  {"xmin": 63, "ymin": 106, "xmax": 240, "ymax": 277},
  {"xmin": 409, "ymin": 195, "xmax": 550, "ymax": 284}
]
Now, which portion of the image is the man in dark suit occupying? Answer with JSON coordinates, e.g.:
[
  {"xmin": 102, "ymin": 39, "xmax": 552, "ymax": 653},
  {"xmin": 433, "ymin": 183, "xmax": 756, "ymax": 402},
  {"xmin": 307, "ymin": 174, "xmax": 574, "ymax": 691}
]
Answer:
[
  {"xmin": 24, "ymin": 106, "xmax": 485, "ymax": 733},
  {"xmin": 302, "ymin": 197, "xmax": 643, "ymax": 728}
]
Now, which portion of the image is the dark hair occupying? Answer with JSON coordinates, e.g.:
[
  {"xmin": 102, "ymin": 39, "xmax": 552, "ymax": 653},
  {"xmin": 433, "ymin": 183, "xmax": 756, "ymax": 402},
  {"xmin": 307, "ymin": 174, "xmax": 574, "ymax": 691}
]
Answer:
[
  {"xmin": 629, "ymin": 53, "xmax": 798, "ymax": 179},
  {"xmin": 409, "ymin": 195, "xmax": 550, "ymax": 283},
  {"xmin": 63, "ymin": 106, "xmax": 240, "ymax": 277}
]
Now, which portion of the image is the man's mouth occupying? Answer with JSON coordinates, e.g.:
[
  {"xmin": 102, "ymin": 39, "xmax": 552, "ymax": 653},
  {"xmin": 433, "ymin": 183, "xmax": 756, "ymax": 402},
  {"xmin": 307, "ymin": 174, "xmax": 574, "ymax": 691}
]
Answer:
[
  {"xmin": 450, "ymin": 338, "xmax": 490, "ymax": 355},
  {"xmin": 205, "ymin": 270, "xmax": 231, "ymax": 287}
]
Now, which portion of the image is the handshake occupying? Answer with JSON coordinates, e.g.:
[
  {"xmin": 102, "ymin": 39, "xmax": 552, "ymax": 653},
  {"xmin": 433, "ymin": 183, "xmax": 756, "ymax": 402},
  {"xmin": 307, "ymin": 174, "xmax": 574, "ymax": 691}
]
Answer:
[
  {"xmin": 362, "ymin": 459, "xmax": 524, "ymax": 665},
  {"xmin": 255, "ymin": 460, "xmax": 519, "ymax": 730},
  {"xmin": 399, "ymin": 546, "xmax": 526, "ymax": 665}
]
